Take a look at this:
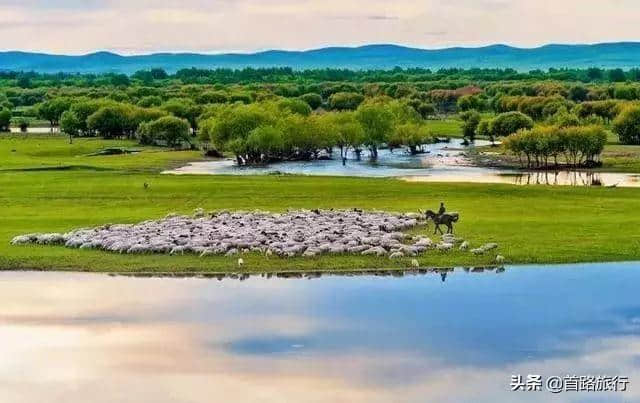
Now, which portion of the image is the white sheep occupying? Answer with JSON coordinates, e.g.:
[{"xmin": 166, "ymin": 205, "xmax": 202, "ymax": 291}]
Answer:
[
  {"xmin": 11, "ymin": 209, "xmax": 436, "ymax": 259},
  {"xmin": 436, "ymin": 243, "xmax": 454, "ymax": 251},
  {"xmin": 237, "ymin": 258, "xmax": 244, "ymax": 267},
  {"xmin": 495, "ymin": 255, "xmax": 505, "ymax": 264}
]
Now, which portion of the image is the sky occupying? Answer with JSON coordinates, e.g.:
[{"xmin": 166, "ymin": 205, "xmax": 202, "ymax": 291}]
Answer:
[{"xmin": 0, "ymin": 0, "xmax": 638, "ymax": 55}]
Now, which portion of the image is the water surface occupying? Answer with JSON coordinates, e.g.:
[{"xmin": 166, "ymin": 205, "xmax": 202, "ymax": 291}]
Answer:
[
  {"xmin": 165, "ymin": 140, "xmax": 640, "ymax": 187},
  {"xmin": 1, "ymin": 262, "xmax": 638, "ymax": 402}
]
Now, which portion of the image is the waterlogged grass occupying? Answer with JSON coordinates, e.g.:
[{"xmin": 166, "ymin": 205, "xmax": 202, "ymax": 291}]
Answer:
[{"xmin": 1, "ymin": 135, "xmax": 639, "ymax": 273}]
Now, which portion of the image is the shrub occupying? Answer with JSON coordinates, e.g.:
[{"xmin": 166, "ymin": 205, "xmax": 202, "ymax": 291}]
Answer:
[
  {"xmin": 138, "ymin": 116, "xmax": 191, "ymax": 147},
  {"xmin": 87, "ymin": 105, "xmax": 132, "ymax": 138},
  {"xmin": 613, "ymin": 105, "xmax": 640, "ymax": 145},
  {"xmin": 277, "ymin": 98, "xmax": 312, "ymax": 116},
  {"xmin": 328, "ymin": 92, "xmax": 364, "ymax": 111},
  {"xmin": 490, "ymin": 111, "xmax": 534, "ymax": 140},
  {"xmin": 459, "ymin": 110, "xmax": 481, "ymax": 141},
  {"xmin": 0, "ymin": 108, "xmax": 11, "ymax": 131},
  {"xmin": 299, "ymin": 93, "xmax": 323, "ymax": 110}
]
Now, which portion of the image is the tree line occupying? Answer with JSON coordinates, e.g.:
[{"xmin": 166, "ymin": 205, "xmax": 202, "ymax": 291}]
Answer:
[{"xmin": 503, "ymin": 125, "xmax": 607, "ymax": 168}]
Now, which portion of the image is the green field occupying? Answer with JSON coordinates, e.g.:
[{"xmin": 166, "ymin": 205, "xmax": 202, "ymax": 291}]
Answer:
[
  {"xmin": 1, "ymin": 134, "xmax": 639, "ymax": 273},
  {"xmin": 423, "ymin": 118, "xmax": 463, "ymax": 137}
]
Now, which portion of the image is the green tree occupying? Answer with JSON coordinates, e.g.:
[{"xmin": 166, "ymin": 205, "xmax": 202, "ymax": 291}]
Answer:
[
  {"xmin": 608, "ymin": 68, "xmax": 626, "ymax": 83},
  {"xmin": 17, "ymin": 118, "xmax": 29, "ymax": 133},
  {"xmin": 138, "ymin": 116, "xmax": 191, "ymax": 148},
  {"xmin": 568, "ymin": 85, "xmax": 589, "ymax": 102},
  {"xmin": 38, "ymin": 98, "xmax": 72, "ymax": 128},
  {"xmin": 613, "ymin": 105, "xmax": 640, "ymax": 145},
  {"xmin": 137, "ymin": 96, "xmax": 163, "ymax": 107},
  {"xmin": 277, "ymin": 98, "xmax": 312, "ymax": 116},
  {"xmin": 459, "ymin": 110, "xmax": 481, "ymax": 142},
  {"xmin": 477, "ymin": 119, "xmax": 491, "ymax": 140},
  {"xmin": 87, "ymin": 106, "xmax": 131, "ymax": 139},
  {"xmin": 60, "ymin": 110, "xmax": 81, "ymax": 143},
  {"xmin": 162, "ymin": 99, "xmax": 202, "ymax": 135},
  {"xmin": 245, "ymin": 126, "xmax": 284, "ymax": 162},
  {"xmin": 299, "ymin": 93, "xmax": 323, "ymax": 110},
  {"xmin": 328, "ymin": 112, "xmax": 364, "ymax": 165},
  {"xmin": 0, "ymin": 108, "xmax": 11, "ymax": 132},
  {"xmin": 196, "ymin": 91, "xmax": 228, "ymax": 105},
  {"xmin": 329, "ymin": 92, "xmax": 365, "ymax": 111},
  {"xmin": 356, "ymin": 103, "xmax": 394, "ymax": 159},
  {"xmin": 490, "ymin": 111, "xmax": 534, "ymax": 142}
]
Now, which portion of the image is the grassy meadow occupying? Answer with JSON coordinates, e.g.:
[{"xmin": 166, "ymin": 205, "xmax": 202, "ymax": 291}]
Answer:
[{"xmin": 1, "ymin": 134, "xmax": 639, "ymax": 273}]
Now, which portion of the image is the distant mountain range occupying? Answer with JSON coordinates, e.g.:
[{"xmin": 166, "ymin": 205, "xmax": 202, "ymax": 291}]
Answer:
[{"xmin": 2, "ymin": 42, "xmax": 640, "ymax": 74}]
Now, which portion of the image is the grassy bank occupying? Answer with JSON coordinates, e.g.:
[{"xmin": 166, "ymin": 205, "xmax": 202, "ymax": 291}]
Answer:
[{"xmin": 1, "ymin": 134, "xmax": 639, "ymax": 273}]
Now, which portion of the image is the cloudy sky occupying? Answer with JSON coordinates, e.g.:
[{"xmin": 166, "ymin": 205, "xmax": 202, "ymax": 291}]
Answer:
[{"xmin": 0, "ymin": 0, "xmax": 638, "ymax": 54}]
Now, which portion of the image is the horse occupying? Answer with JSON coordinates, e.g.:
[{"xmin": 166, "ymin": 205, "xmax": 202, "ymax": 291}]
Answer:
[{"xmin": 420, "ymin": 209, "xmax": 460, "ymax": 235}]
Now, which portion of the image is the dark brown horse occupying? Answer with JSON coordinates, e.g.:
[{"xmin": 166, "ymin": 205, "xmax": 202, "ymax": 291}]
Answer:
[{"xmin": 421, "ymin": 209, "xmax": 459, "ymax": 234}]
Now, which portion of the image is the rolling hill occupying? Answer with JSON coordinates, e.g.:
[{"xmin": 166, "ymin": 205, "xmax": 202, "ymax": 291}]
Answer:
[{"xmin": 2, "ymin": 42, "xmax": 640, "ymax": 74}]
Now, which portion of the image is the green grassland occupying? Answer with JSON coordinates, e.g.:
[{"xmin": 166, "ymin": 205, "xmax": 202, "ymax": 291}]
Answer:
[
  {"xmin": 1, "ymin": 134, "xmax": 639, "ymax": 273},
  {"xmin": 423, "ymin": 118, "xmax": 463, "ymax": 137},
  {"xmin": 1, "ymin": 134, "xmax": 203, "ymax": 171}
]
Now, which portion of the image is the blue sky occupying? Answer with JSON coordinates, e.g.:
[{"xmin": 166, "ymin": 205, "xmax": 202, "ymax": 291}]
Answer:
[{"xmin": 0, "ymin": 0, "xmax": 638, "ymax": 54}]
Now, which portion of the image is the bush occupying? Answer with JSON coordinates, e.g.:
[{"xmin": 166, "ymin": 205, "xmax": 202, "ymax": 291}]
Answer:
[
  {"xmin": 490, "ymin": 111, "xmax": 534, "ymax": 141},
  {"xmin": 196, "ymin": 91, "xmax": 228, "ymax": 105},
  {"xmin": 18, "ymin": 118, "xmax": 29, "ymax": 132},
  {"xmin": 137, "ymin": 96, "xmax": 163, "ymax": 107},
  {"xmin": 613, "ymin": 105, "xmax": 640, "ymax": 145},
  {"xmin": 459, "ymin": 110, "xmax": 481, "ymax": 141},
  {"xmin": 0, "ymin": 108, "xmax": 11, "ymax": 132},
  {"xmin": 138, "ymin": 116, "xmax": 191, "ymax": 147},
  {"xmin": 299, "ymin": 93, "xmax": 323, "ymax": 110},
  {"xmin": 277, "ymin": 98, "xmax": 312, "ymax": 116},
  {"xmin": 329, "ymin": 92, "xmax": 364, "ymax": 111},
  {"xmin": 87, "ymin": 106, "xmax": 132, "ymax": 138}
]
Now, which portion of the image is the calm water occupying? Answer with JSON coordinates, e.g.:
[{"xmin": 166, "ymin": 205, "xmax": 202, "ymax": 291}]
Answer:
[
  {"xmin": 1, "ymin": 262, "xmax": 639, "ymax": 402},
  {"xmin": 165, "ymin": 140, "xmax": 640, "ymax": 188}
]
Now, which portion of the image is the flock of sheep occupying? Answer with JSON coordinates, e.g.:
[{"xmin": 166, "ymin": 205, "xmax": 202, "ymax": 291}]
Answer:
[{"xmin": 11, "ymin": 208, "xmax": 502, "ymax": 262}]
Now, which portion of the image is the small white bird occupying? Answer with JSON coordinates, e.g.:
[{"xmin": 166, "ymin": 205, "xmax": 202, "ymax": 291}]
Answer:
[
  {"xmin": 410, "ymin": 259, "xmax": 420, "ymax": 268},
  {"xmin": 495, "ymin": 255, "xmax": 505, "ymax": 264},
  {"xmin": 237, "ymin": 258, "xmax": 245, "ymax": 267}
]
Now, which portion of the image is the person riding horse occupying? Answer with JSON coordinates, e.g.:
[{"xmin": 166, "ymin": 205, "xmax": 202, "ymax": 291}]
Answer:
[{"xmin": 420, "ymin": 202, "xmax": 459, "ymax": 234}]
